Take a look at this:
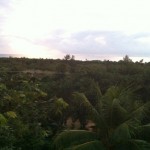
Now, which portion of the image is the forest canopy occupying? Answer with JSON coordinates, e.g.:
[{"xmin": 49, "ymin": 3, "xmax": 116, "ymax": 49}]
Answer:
[{"xmin": 0, "ymin": 57, "xmax": 150, "ymax": 149}]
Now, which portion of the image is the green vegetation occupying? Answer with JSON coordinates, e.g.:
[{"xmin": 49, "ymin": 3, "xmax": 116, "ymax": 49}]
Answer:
[{"xmin": 0, "ymin": 56, "xmax": 150, "ymax": 149}]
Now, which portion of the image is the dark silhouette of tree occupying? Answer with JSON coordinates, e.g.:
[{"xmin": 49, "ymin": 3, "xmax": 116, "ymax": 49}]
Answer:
[
  {"xmin": 123, "ymin": 55, "xmax": 132, "ymax": 62},
  {"xmin": 64, "ymin": 54, "xmax": 75, "ymax": 60}
]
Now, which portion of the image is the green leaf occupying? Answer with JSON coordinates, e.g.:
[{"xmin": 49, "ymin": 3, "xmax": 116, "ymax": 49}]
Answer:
[
  {"xmin": 0, "ymin": 83, "xmax": 7, "ymax": 91},
  {"xmin": 52, "ymin": 98, "xmax": 69, "ymax": 116},
  {"xmin": 5, "ymin": 111, "xmax": 17, "ymax": 119},
  {"xmin": 66, "ymin": 140, "xmax": 106, "ymax": 150},
  {"xmin": 3, "ymin": 95, "xmax": 12, "ymax": 101},
  {"xmin": 0, "ymin": 114, "xmax": 7, "ymax": 126}
]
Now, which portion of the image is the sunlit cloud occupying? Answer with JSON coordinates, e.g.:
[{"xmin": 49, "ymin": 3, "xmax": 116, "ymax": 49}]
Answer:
[{"xmin": 7, "ymin": 36, "xmax": 63, "ymax": 58}]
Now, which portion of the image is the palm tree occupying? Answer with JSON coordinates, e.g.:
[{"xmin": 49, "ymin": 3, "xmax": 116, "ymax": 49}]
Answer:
[{"xmin": 53, "ymin": 86, "xmax": 150, "ymax": 150}]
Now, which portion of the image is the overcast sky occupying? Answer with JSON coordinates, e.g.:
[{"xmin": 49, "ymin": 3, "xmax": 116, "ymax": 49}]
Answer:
[{"xmin": 0, "ymin": 0, "xmax": 150, "ymax": 61}]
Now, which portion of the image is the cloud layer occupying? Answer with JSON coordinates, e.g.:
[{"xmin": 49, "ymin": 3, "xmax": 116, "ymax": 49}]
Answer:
[{"xmin": 38, "ymin": 30, "xmax": 150, "ymax": 59}]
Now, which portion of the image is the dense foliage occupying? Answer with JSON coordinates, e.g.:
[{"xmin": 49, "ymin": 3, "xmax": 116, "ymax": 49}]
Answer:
[{"xmin": 0, "ymin": 57, "xmax": 150, "ymax": 149}]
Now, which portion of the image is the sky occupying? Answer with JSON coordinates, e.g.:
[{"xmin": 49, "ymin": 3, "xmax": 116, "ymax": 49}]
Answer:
[{"xmin": 0, "ymin": 0, "xmax": 150, "ymax": 61}]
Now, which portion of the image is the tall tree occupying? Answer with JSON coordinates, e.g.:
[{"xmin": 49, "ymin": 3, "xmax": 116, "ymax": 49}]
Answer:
[{"xmin": 53, "ymin": 86, "xmax": 150, "ymax": 150}]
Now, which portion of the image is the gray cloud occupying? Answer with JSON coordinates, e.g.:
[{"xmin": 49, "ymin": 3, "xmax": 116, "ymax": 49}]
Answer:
[{"xmin": 38, "ymin": 30, "xmax": 150, "ymax": 58}]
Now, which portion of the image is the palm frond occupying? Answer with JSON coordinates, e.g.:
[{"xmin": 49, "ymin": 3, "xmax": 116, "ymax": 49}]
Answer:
[
  {"xmin": 92, "ymin": 82, "xmax": 102, "ymax": 113},
  {"xmin": 135, "ymin": 124, "xmax": 150, "ymax": 142},
  {"xmin": 101, "ymin": 86, "xmax": 122, "ymax": 124},
  {"xmin": 102, "ymin": 97, "xmax": 128, "ymax": 128},
  {"xmin": 65, "ymin": 140, "xmax": 106, "ymax": 150},
  {"xmin": 53, "ymin": 130, "xmax": 98, "ymax": 150},
  {"xmin": 111, "ymin": 99, "xmax": 128, "ymax": 127},
  {"xmin": 129, "ymin": 139, "xmax": 150, "ymax": 150},
  {"xmin": 104, "ymin": 86, "xmax": 121, "ymax": 100},
  {"xmin": 115, "ymin": 139, "xmax": 150, "ymax": 150},
  {"xmin": 126, "ymin": 102, "xmax": 150, "ymax": 122},
  {"xmin": 110, "ymin": 123, "xmax": 131, "ymax": 144},
  {"xmin": 72, "ymin": 92, "xmax": 107, "ymax": 129}
]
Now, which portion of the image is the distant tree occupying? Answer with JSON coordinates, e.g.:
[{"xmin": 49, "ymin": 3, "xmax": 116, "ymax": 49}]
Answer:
[
  {"xmin": 123, "ymin": 55, "xmax": 132, "ymax": 62},
  {"xmin": 64, "ymin": 54, "xmax": 71, "ymax": 60},
  {"xmin": 64, "ymin": 54, "xmax": 75, "ymax": 61},
  {"xmin": 71, "ymin": 55, "xmax": 75, "ymax": 60},
  {"xmin": 139, "ymin": 59, "xmax": 144, "ymax": 63}
]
